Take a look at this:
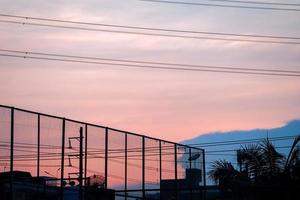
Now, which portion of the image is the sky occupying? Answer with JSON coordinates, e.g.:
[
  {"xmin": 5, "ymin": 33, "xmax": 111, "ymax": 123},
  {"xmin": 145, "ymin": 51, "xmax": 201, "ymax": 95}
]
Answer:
[
  {"xmin": 183, "ymin": 119, "xmax": 300, "ymax": 184},
  {"xmin": 0, "ymin": 0, "xmax": 300, "ymax": 142}
]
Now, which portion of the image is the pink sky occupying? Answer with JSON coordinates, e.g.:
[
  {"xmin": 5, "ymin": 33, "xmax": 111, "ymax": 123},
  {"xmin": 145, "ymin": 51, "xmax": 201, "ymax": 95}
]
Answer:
[{"xmin": 1, "ymin": 0, "xmax": 300, "ymax": 142}]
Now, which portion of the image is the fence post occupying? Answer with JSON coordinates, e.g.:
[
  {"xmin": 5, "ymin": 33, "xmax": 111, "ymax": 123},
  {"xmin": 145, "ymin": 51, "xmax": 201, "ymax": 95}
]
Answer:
[
  {"xmin": 159, "ymin": 141, "xmax": 162, "ymax": 199},
  {"xmin": 142, "ymin": 136, "xmax": 145, "ymax": 199},
  {"xmin": 9, "ymin": 107, "xmax": 14, "ymax": 200},
  {"xmin": 37, "ymin": 114, "xmax": 40, "ymax": 178},
  {"xmin": 174, "ymin": 144, "xmax": 178, "ymax": 200},
  {"xmin": 125, "ymin": 133, "xmax": 128, "ymax": 200},
  {"xmin": 202, "ymin": 149, "xmax": 206, "ymax": 200},
  {"xmin": 104, "ymin": 128, "xmax": 108, "ymax": 189},
  {"xmin": 60, "ymin": 118, "xmax": 66, "ymax": 200},
  {"xmin": 79, "ymin": 127, "xmax": 83, "ymax": 200},
  {"xmin": 84, "ymin": 124, "xmax": 88, "ymax": 200},
  {"xmin": 189, "ymin": 148, "xmax": 192, "ymax": 200}
]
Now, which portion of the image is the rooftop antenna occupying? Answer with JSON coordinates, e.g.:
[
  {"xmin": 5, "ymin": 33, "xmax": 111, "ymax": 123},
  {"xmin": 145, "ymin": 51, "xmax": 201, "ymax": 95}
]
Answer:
[{"xmin": 188, "ymin": 153, "xmax": 200, "ymax": 161}]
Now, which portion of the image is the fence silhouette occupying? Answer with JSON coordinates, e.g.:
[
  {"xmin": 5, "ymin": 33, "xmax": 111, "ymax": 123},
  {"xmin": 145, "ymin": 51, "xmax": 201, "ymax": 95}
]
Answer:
[{"xmin": 0, "ymin": 105, "xmax": 205, "ymax": 200}]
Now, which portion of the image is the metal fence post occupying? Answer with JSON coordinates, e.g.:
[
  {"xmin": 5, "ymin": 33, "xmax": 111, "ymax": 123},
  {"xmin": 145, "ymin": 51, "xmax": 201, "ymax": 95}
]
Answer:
[
  {"xmin": 142, "ymin": 136, "xmax": 145, "ymax": 199},
  {"xmin": 174, "ymin": 144, "xmax": 178, "ymax": 200},
  {"xmin": 125, "ymin": 133, "xmax": 128, "ymax": 200},
  {"xmin": 202, "ymin": 149, "xmax": 206, "ymax": 200},
  {"xmin": 189, "ymin": 148, "xmax": 192, "ymax": 200},
  {"xmin": 37, "ymin": 114, "xmax": 40, "ymax": 178},
  {"xmin": 159, "ymin": 141, "xmax": 162, "ymax": 199},
  {"xmin": 60, "ymin": 118, "xmax": 66, "ymax": 200},
  {"xmin": 79, "ymin": 127, "xmax": 83, "ymax": 200},
  {"xmin": 104, "ymin": 128, "xmax": 108, "ymax": 189},
  {"xmin": 9, "ymin": 107, "xmax": 14, "ymax": 200},
  {"xmin": 84, "ymin": 124, "xmax": 88, "ymax": 200}
]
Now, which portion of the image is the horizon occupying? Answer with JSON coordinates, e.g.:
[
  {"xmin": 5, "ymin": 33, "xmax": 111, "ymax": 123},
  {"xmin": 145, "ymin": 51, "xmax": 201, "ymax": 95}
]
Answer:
[{"xmin": 1, "ymin": 104, "xmax": 299, "ymax": 143}]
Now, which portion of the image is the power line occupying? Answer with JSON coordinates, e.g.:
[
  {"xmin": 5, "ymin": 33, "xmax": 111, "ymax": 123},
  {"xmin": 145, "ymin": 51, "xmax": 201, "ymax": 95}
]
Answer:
[
  {"xmin": 193, "ymin": 0, "xmax": 300, "ymax": 7},
  {"xmin": 140, "ymin": 0, "xmax": 300, "ymax": 11},
  {"xmin": 1, "ymin": 13, "xmax": 299, "ymax": 40},
  {"xmin": 1, "ymin": 137, "xmax": 297, "ymax": 172},
  {"xmin": 1, "ymin": 20, "xmax": 299, "ymax": 45},
  {"xmin": 1, "ymin": 53, "xmax": 299, "ymax": 77},
  {"xmin": 0, "ymin": 133, "xmax": 297, "ymax": 151},
  {"xmin": 1, "ymin": 136, "xmax": 295, "ymax": 158},
  {"xmin": 0, "ymin": 14, "xmax": 300, "ymax": 44},
  {"xmin": 186, "ymin": 135, "xmax": 299, "ymax": 147},
  {"xmin": 205, "ymin": 145, "xmax": 296, "ymax": 153},
  {"xmin": 0, "ymin": 131, "xmax": 297, "ymax": 155},
  {"xmin": 3, "ymin": 117, "xmax": 293, "ymax": 154},
  {"xmin": 1, "ymin": 49, "xmax": 300, "ymax": 74},
  {"xmin": 0, "ymin": 51, "xmax": 300, "ymax": 77},
  {"xmin": 0, "ymin": 144, "xmax": 295, "ymax": 163},
  {"xmin": 1, "ymin": 134, "xmax": 296, "ymax": 156}
]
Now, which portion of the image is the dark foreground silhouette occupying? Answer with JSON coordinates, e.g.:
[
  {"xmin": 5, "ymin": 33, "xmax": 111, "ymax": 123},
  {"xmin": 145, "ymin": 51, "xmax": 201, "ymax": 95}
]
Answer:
[{"xmin": 208, "ymin": 135, "xmax": 300, "ymax": 200}]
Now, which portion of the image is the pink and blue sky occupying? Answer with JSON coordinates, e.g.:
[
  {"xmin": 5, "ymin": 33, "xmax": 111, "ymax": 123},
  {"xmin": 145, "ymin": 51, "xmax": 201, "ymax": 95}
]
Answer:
[{"xmin": 0, "ymin": 0, "xmax": 300, "ymax": 142}]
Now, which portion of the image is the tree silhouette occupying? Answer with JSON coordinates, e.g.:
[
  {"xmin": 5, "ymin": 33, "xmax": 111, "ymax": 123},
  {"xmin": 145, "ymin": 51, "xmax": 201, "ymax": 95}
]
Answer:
[{"xmin": 209, "ymin": 135, "xmax": 300, "ymax": 200}]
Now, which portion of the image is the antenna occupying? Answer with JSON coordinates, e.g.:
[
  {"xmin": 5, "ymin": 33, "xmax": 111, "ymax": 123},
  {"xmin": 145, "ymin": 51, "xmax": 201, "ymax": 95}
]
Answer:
[
  {"xmin": 188, "ymin": 153, "xmax": 201, "ymax": 169},
  {"xmin": 188, "ymin": 153, "xmax": 200, "ymax": 161}
]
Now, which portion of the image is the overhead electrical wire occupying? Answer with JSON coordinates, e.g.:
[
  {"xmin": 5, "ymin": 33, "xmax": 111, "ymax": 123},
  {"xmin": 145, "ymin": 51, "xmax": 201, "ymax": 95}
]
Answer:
[
  {"xmin": 1, "ymin": 134, "xmax": 297, "ymax": 157},
  {"xmin": 0, "ymin": 20, "xmax": 298, "ymax": 45},
  {"xmin": 3, "ymin": 53, "xmax": 300, "ymax": 77},
  {"xmin": 186, "ymin": 135, "xmax": 299, "ymax": 147},
  {"xmin": 139, "ymin": 0, "xmax": 300, "ymax": 11},
  {"xmin": 0, "ymin": 49, "xmax": 299, "ymax": 77},
  {"xmin": 191, "ymin": 0, "xmax": 300, "ymax": 7},
  {"xmin": 0, "ymin": 144, "xmax": 296, "ymax": 180},
  {"xmin": 0, "ymin": 132, "xmax": 297, "ymax": 150},
  {"xmin": 1, "ymin": 119, "xmax": 298, "ymax": 158},
  {"xmin": 0, "ymin": 144, "xmax": 296, "ymax": 164},
  {"xmin": 0, "ymin": 14, "xmax": 299, "ymax": 44},
  {"xmin": 1, "ymin": 120, "xmax": 298, "ymax": 180},
  {"xmin": 1, "ymin": 49, "xmax": 300, "ymax": 75},
  {"xmin": 1, "ymin": 134, "xmax": 298, "ymax": 176},
  {"xmin": 0, "ymin": 141, "xmax": 296, "ymax": 161},
  {"xmin": 1, "ymin": 13, "xmax": 300, "ymax": 40}
]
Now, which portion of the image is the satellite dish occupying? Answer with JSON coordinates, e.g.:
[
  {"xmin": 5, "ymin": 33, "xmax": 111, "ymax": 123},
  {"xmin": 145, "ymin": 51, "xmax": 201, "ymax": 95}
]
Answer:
[{"xmin": 188, "ymin": 153, "xmax": 200, "ymax": 161}]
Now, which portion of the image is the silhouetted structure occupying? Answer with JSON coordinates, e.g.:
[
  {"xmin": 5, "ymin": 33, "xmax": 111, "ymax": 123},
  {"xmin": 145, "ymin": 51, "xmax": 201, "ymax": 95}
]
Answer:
[
  {"xmin": 0, "ymin": 171, "xmax": 115, "ymax": 200},
  {"xmin": 160, "ymin": 168, "xmax": 204, "ymax": 200},
  {"xmin": 0, "ymin": 105, "xmax": 205, "ymax": 200}
]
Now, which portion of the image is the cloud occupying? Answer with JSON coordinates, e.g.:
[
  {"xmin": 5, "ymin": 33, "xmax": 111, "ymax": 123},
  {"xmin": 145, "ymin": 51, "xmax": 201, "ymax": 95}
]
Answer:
[{"xmin": 181, "ymin": 120, "xmax": 300, "ymax": 183}]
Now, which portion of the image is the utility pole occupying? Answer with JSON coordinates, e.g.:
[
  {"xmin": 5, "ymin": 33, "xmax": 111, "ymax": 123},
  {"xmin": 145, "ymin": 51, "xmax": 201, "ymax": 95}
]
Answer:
[{"xmin": 68, "ymin": 127, "xmax": 84, "ymax": 200}]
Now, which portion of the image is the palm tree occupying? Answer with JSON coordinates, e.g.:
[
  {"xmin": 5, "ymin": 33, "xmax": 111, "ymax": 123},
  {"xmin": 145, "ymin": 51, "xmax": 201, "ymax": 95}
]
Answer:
[
  {"xmin": 236, "ymin": 144, "xmax": 262, "ymax": 181},
  {"xmin": 208, "ymin": 135, "xmax": 300, "ymax": 199},
  {"xmin": 284, "ymin": 135, "xmax": 300, "ymax": 183},
  {"xmin": 209, "ymin": 135, "xmax": 300, "ymax": 183},
  {"xmin": 235, "ymin": 139, "xmax": 285, "ymax": 183},
  {"xmin": 208, "ymin": 160, "xmax": 236, "ymax": 189},
  {"xmin": 285, "ymin": 135, "xmax": 300, "ymax": 169},
  {"xmin": 258, "ymin": 140, "xmax": 285, "ymax": 183},
  {"xmin": 288, "ymin": 147, "xmax": 300, "ymax": 182},
  {"xmin": 208, "ymin": 160, "xmax": 249, "ymax": 191}
]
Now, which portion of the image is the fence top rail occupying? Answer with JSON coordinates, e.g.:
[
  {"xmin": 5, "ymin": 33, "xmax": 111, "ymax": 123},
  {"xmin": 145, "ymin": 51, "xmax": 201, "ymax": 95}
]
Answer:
[{"xmin": 0, "ymin": 104, "xmax": 203, "ymax": 151}]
